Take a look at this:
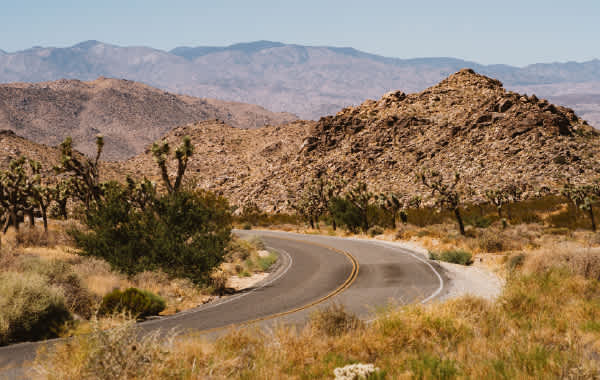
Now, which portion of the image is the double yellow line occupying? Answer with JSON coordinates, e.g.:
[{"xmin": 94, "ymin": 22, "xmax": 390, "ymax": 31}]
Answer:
[{"xmin": 196, "ymin": 235, "xmax": 359, "ymax": 334}]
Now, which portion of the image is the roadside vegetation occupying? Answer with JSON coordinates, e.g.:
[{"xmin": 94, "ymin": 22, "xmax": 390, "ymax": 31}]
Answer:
[
  {"xmin": 0, "ymin": 136, "xmax": 278, "ymax": 346},
  {"xmin": 32, "ymin": 239, "xmax": 600, "ymax": 379}
]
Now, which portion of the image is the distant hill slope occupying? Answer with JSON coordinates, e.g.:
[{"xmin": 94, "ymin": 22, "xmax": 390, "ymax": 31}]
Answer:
[
  {"xmin": 0, "ymin": 77, "xmax": 296, "ymax": 160},
  {"xmin": 0, "ymin": 40, "xmax": 599, "ymax": 126},
  {"xmin": 119, "ymin": 70, "xmax": 600, "ymax": 210}
]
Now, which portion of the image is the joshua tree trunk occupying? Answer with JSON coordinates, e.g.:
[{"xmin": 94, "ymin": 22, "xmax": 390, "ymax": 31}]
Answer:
[
  {"xmin": 332, "ymin": 218, "xmax": 337, "ymax": 231},
  {"xmin": 589, "ymin": 205, "xmax": 597, "ymax": 232},
  {"xmin": 9, "ymin": 209, "xmax": 18, "ymax": 232},
  {"xmin": 454, "ymin": 207, "xmax": 466, "ymax": 236},
  {"xmin": 309, "ymin": 218, "xmax": 315, "ymax": 229},
  {"xmin": 57, "ymin": 199, "xmax": 68, "ymax": 219},
  {"xmin": 27, "ymin": 209, "xmax": 35, "ymax": 227},
  {"xmin": 41, "ymin": 205, "xmax": 48, "ymax": 233}
]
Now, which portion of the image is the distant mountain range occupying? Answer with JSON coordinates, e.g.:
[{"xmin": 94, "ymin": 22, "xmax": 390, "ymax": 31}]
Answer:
[{"xmin": 1, "ymin": 40, "xmax": 599, "ymax": 126}]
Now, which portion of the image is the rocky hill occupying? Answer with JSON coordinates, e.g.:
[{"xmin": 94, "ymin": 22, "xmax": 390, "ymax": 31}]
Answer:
[
  {"xmin": 1, "ymin": 41, "xmax": 598, "ymax": 126},
  {"xmin": 121, "ymin": 119, "xmax": 314, "ymax": 209},
  {"xmin": 0, "ymin": 77, "xmax": 296, "ymax": 160},
  {"xmin": 3, "ymin": 70, "xmax": 599, "ymax": 211},
  {"xmin": 119, "ymin": 70, "xmax": 600, "ymax": 210}
]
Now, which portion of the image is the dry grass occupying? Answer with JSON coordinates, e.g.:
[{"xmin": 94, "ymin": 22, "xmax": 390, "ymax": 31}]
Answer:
[
  {"xmin": 523, "ymin": 242, "xmax": 600, "ymax": 280},
  {"xmin": 33, "ymin": 265, "xmax": 600, "ymax": 379}
]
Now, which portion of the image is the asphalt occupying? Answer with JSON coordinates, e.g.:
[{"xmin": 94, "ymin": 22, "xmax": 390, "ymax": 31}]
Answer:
[{"xmin": 0, "ymin": 230, "xmax": 446, "ymax": 378}]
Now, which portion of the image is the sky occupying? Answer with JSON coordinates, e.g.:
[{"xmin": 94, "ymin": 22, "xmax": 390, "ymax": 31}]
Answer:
[{"xmin": 1, "ymin": 0, "xmax": 598, "ymax": 66}]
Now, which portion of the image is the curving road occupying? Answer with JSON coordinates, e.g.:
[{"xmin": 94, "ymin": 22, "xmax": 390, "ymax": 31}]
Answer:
[{"xmin": 0, "ymin": 230, "xmax": 446, "ymax": 375}]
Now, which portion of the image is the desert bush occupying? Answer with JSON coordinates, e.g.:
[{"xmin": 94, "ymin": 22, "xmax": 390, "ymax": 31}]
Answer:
[
  {"xmin": 209, "ymin": 270, "xmax": 229, "ymax": 296},
  {"xmin": 430, "ymin": 249, "xmax": 473, "ymax": 265},
  {"xmin": 98, "ymin": 288, "xmax": 165, "ymax": 318},
  {"xmin": 523, "ymin": 243, "xmax": 600, "ymax": 280},
  {"xmin": 328, "ymin": 196, "xmax": 361, "ymax": 233},
  {"xmin": 367, "ymin": 225, "xmax": 384, "ymax": 237},
  {"xmin": 476, "ymin": 231, "xmax": 506, "ymax": 252},
  {"xmin": 20, "ymin": 258, "xmax": 95, "ymax": 318},
  {"xmin": 257, "ymin": 252, "xmax": 278, "ymax": 271},
  {"xmin": 72, "ymin": 186, "xmax": 232, "ymax": 285},
  {"xmin": 34, "ymin": 319, "xmax": 172, "ymax": 380},
  {"xmin": 242, "ymin": 222, "xmax": 252, "ymax": 230},
  {"xmin": 310, "ymin": 303, "xmax": 363, "ymax": 336},
  {"xmin": 0, "ymin": 271, "xmax": 71, "ymax": 345},
  {"xmin": 507, "ymin": 253, "xmax": 526, "ymax": 271}
]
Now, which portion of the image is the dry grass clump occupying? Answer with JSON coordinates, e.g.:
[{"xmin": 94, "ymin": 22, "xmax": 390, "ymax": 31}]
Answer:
[
  {"xmin": 32, "ymin": 319, "xmax": 174, "ymax": 380},
  {"xmin": 523, "ymin": 242, "xmax": 600, "ymax": 280},
  {"xmin": 0, "ymin": 271, "xmax": 71, "ymax": 345},
  {"xmin": 18, "ymin": 258, "xmax": 96, "ymax": 318},
  {"xmin": 133, "ymin": 270, "xmax": 210, "ymax": 314},
  {"xmin": 309, "ymin": 303, "xmax": 364, "ymax": 336},
  {"xmin": 14, "ymin": 221, "xmax": 77, "ymax": 248}
]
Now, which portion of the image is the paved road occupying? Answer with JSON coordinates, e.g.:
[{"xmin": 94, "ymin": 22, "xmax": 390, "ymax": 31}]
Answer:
[{"xmin": 0, "ymin": 230, "xmax": 446, "ymax": 377}]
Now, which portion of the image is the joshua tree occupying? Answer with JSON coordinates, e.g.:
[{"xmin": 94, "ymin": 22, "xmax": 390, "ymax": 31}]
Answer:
[
  {"xmin": 290, "ymin": 177, "xmax": 328, "ymax": 229},
  {"xmin": 485, "ymin": 188, "xmax": 509, "ymax": 218},
  {"xmin": 325, "ymin": 175, "xmax": 346, "ymax": 230},
  {"xmin": 376, "ymin": 192, "xmax": 404, "ymax": 228},
  {"xmin": 345, "ymin": 182, "xmax": 375, "ymax": 232},
  {"xmin": 27, "ymin": 159, "xmax": 55, "ymax": 233},
  {"xmin": 52, "ymin": 178, "xmax": 73, "ymax": 220},
  {"xmin": 126, "ymin": 176, "xmax": 156, "ymax": 211},
  {"xmin": 418, "ymin": 170, "xmax": 465, "ymax": 235},
  {"xmin": 408, "ymin": 195, "xmax": 423, "ymax": 209},
  {"xmin": 151, "ymin": 136, "xmax": 193, "ymax": 194},
  {"xmin": 0, "ymin": 157, "xmax": 38, "ymax": 232},
  {"xmin": 562, "ymin": 182, "xmax": 598, "ymax": 231},
  {"xmin": 55, "ymin": 135, "xmax": 104, "ymax": 209}
]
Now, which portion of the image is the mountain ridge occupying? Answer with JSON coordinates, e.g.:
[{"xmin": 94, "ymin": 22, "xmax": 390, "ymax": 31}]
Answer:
[
  {"xmin": 0, "ymin": 77, "xmax": 297, "ymax": 160},
  {"xmin": 1, "ymin": 40, "xmax": 599, "ymax": 125}
]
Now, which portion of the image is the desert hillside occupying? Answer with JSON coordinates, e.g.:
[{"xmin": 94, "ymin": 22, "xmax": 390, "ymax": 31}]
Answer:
[
  {"xmin": 0, "ymin": 77, "xmax": 296, "ymax": 160},
  {"xmin": 120, "ymin": 69, "xmax": 600, "ymax": 210}
]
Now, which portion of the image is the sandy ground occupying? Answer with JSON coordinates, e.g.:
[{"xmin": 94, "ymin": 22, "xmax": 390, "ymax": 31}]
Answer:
[{"xmin": 227, "ymin": 272, "xmax": 270, "ymax": 291}]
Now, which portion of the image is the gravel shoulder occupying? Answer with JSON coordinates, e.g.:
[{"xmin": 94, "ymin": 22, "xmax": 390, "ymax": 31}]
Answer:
[{"xmin": 360, "ymin": 237, "xmax": 506, "ymax": 302}]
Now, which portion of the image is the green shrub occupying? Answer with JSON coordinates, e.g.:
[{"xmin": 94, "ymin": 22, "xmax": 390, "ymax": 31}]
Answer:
[
  {"xmin": 257, "ymin": 252, "xmax": 278, "ymax": 271},
  {"xmin": 242, "ymin": 222, "xmax": 252, "ymax": 230},
  {"xmin": 72, "ymin": 187, "xmax": 232, "ymax": 285},
  {"xmin": 0, "ymin": 272, "xmax": 72, "ymax": 345},
  {"xmin": 368, "ymin": 225, "xmax": 385, "ymax": 237},
  {"xmin": 99, "ymin": 288, "xmax": 165, "ymax": 318},
  {"xmin": 329, "ymin": 197, "xmax": 363, "ymax": 233},
  {"xmin": 430, "ymin": 250, "xmax": 473, "ymax": 265}
]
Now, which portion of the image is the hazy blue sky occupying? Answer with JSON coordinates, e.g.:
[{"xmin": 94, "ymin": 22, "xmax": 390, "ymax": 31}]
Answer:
[{"xmin": 1, "ymin": 0, "xmax": 598, "ymax": 66}]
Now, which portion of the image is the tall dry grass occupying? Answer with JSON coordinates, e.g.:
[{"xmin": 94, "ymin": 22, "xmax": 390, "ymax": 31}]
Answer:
[{"xmin": 33, "ymin": 263, "xmax": 600, "ymax": 379}]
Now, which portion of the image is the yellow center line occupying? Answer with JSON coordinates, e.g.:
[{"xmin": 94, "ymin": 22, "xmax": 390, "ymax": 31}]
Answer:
[{"xmin": 193, "ymin": 235, "xmax": 359, "ymax": 335}]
